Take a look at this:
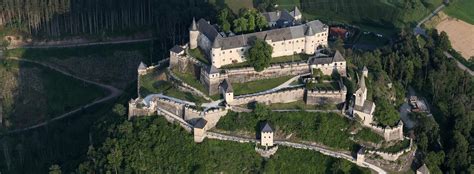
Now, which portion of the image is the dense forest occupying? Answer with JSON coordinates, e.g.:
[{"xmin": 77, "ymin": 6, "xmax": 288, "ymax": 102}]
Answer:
[{"xmin": 0, "ymin": 0, "xmax": 217, "ymax": 58}]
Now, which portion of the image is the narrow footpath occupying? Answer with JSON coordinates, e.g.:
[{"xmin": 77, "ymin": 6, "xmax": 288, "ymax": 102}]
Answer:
[{"xmin": 1, "ymin": 57, "xmax": 123, "ymax": 135}]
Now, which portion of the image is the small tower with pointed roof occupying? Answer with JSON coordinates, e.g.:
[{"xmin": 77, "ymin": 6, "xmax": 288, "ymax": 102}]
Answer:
[
  {"xmin": 362, "ymin": 66, "xmax": 368, "ymax": 78},
  {"xmin": 292, "ymin": 6, "xmax": 302, "ymax": 21},
  {"xmin": 261, "ymin": 122, "xmax": 274, "ymax": 148},
  {"xmin": 354, "ymin": 72, "xmax": 367, "ymax": 107},
  {"xmin": 189, "ymin": 18, "xmax": 199, "ymax": 49},
  {"xmin": 138, "ymin": 62, "xmax": 147, "ymax": 75}
]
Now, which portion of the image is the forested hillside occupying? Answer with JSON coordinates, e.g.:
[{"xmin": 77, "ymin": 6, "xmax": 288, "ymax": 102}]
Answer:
[{"xmin": 345, "ymin": 30, "xmax": 473, "ymax": 173}]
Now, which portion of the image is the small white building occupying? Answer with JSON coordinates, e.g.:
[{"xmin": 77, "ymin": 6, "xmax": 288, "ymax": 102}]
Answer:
[
  {"xmin": 138, "ymin": 62, "xmax": 147, "ymax": 75},
  {"xmin": 261, "ymin": 122, "xmax": 274, "ymax": 147}
]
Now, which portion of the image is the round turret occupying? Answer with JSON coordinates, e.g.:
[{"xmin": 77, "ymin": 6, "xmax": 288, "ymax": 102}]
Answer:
[{"xmin": 304, "ymin": 26, "xmax": 316, "ymax": 55}]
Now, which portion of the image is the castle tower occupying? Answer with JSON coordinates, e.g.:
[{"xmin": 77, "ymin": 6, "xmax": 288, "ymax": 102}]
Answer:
[
  {"xmin": 261, "ymin": 122, "xmax": 274, "ymax": 148},
  {"xmin": 362, "ymin": 66, "xmax": 368, "ymax": 78},
  {"xmin": 189, "ymin": 18, "xmax": 199, "ymax": 49},
  {"xmin": 137, "ymin": 62, "xmax": 147, "ymax": 98},
  {"xmin": 211, "ymin": 36, "xmax": 222, "ymax": 67},
  {"xmin": 354, "ymin": 73, "xmax": 367, "ymax": 107},
  {"xmin": 356, "ymin": 148, "xmax": 365, "ymax": 165},
  {"xmin": 292, "ymin": 6, "xmax": 302, "ymax": 22},
  {"xmin": 304, "ymin": 26, "xmax": 316, "ymax": 55}
]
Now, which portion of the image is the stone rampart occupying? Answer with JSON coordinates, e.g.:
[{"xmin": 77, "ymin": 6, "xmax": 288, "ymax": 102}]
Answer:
[
  {"xmin": 366, "ymin": 138, "xmax": 413, "ymax": 161},
  {"xmin": 365, "ymin": 121, "xmax": 404, "ymax": 141},
  {"xmin": 202, "ymin": 108, "xmax": 228, "ymax": 129},
  {"xmin": 223, "ymin": 61, "xmax": 310, "ymax": 83},
  {"xmin": 128, "ymin": 99, "xmax": 155, "ymax": 119},
  {"xmin": 230, "ymin": 88, "xmax": 305, "ymax": 106},
  {"xmin": 305, "ymin": 88, "xmax": 347, "ymax": 105}
]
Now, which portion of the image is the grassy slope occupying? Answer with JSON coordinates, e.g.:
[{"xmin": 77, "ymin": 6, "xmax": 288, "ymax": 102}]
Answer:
[
  {"xmin": 140, "ymin": 70, "xmax": 209, "ymax": 103},
  {"xmin": 444, "ymin": 0, "xmax": 474, "ymax": 24},
  {"xmin": 80, "ymin": 115, "xmax": 370, "ymax": 173},
  {"xmin": 4, "ymin": 42, "xmax": 152, "ymax": 89},
  {"xmin": 233, "ymin": 76, "xmax": 293, "ymax": 95},
  {"xmin": 0, "ymin": 59, "xmax": 105, "ymax": 129},
  {"xmin": 216, "ymin": 111, "xmax": 356, "ymax": 150},
  {"xmin": 209, "ymin": 0, "xmax": 254, "ymax": 13}
]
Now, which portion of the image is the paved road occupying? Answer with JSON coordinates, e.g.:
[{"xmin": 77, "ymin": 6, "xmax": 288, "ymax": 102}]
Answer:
[
  {"xmin": 7, "ymin": 38, "xmax": 155, "ymax": 49},
  {"xmin": 444, "ymin": 52, "xmax": 474, "ymax": 76},
  {"xmin": 1, "ymin": 57, "xmax": 123, "ymax": 135},
  {"xmin": 414, "ymin": 4, "xmax": 446, "ymax": 36},
  {"xmin": 417, "ymin": 4, "xmax": 446, "ymax": 28}
]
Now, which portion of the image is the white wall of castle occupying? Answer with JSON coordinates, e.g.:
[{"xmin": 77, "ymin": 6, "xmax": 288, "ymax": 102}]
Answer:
[{"xmin": 204, "ymin": 31, "xmax": 328, "ymax": 68}]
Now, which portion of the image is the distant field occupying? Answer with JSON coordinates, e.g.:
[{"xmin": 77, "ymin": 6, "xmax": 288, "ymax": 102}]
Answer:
[
  {"xmin": 444, "ymin": 0, "xmax": 474, "ymax": 24},
  {"xmin": 209, "ymin": 0, "xmax": 254, "ymax": 13},
  {"xmin": 436, "ymin": 18, "xmax": 474, "ymax": 59},
  {"xmin": 0, "ymin": 60, "xmax": 105, "ymax": 129}
]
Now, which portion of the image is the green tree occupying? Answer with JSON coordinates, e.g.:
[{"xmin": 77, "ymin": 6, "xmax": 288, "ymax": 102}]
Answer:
[
  {"xmin": 373, "ymin": 99, "xmax": 399, "ymax": 126},
  {"xmin": 255, "ymin": 14, "xmax": 268, "ymax": 31},
  {"xmin": 233, "ymin": 17, "xmax": 248, "ymax": 33},
  {"xmin": 113, "ymin": 104, "xmax": 126, "ymax": 116},
  {"xmin": 107, "ymin": 146, "xmax": 123, "ymax": 174},
  {"xmin": 218, "ymin": 8, "xmax": 232, "ymax": 33},
  {"xmin": 247, "ymin": 38, "xmax": 273, "ymax": 71},
  {"xmin": 49, "ymin": 164, "xmax": 61, "ymax": 174}
]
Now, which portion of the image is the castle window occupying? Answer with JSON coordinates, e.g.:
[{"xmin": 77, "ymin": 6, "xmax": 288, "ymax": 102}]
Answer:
[
  {"xmin": 241, "ymin": 56, "xmax": 244, "ymax": 58},
  {"xmin": 212, "ymin": 54, "xmax": 215, "ymax": 57},
  {"xmin": 273, "ymin": 44, "xmax": 275, "ymax": 46},
  {"xmin": 296, "ymin": 40, "xmax": 299, "ymax": 43},
  {"xmin": 340, "ymin": 63, "xmax": 343, "ymax": 65},
  {"xmin": 312, "ymin": 41, "xmax": 314, "ymax": 43},
  {"xmin": 230, "ymin": 50, "xmax": 232, "ymax": 53},
  {"xmin": 222, "ymin": 51, "xmax": 225, "ymax": 54},
  {"xmin": 282, "ymin": 42, "xmax": 284, "ymax": 45},
  {"xmin": 241, "ymin": 48, "xmax": 244, "ymax": 52},
  {"xmin": 301, "ymin": 49, "xmax": 304, "ymax": 52}
]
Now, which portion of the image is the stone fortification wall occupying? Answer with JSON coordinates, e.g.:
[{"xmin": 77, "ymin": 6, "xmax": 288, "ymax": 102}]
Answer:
[
  {"xmin": 154, "ymin": 97, "xmax": 186, "ymax": 118},
  {"xmin": 223, "ymin": 61, "xmax": 310, "ymax": 83},
  {"xmin": 366, "ymin": 138, "xmax": 413, "ymax": 161},
  {"xmin": 230, "ymin": 88, "xmax": 305, "ymax": 106},
  {"xmin": 202, "ymin": 108, "xmax": 228, "ymax": 129},
  {"xmin": 128, "ymin": 96, "xmax": 227, "ymax": 130},
  {"xmin": 366, "ymin": 121, "xmax": 404, "ymax": 141},
  {"xmin": 305, "ymin": 89, "xmax": 347, "ymax": 105}
]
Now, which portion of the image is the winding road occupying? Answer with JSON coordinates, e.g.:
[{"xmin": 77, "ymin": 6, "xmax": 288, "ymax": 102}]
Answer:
[
  {"xmin": 1, "ymin": 57, "xmax": 123, "ymax": 135},
  {"xmin": 7, "ymin": 38, "xmax": 155, "ymax": 49}
]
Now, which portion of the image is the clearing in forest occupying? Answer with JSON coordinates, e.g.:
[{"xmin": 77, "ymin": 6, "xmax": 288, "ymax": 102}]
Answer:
[{"xmin": 436, "ymin": 17, "xmax": 474, "ymax": 59}]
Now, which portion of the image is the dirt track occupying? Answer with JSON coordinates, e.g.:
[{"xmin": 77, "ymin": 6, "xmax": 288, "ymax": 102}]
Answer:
[{"xmin": 437, "ymin": 18, "xmax": 474, "ymax": 59}]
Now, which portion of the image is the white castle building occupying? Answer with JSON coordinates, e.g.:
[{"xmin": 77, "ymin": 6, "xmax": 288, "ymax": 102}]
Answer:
[{"xmin": 189, "ymin": 10, "xmax": 329, "ymax": 68}]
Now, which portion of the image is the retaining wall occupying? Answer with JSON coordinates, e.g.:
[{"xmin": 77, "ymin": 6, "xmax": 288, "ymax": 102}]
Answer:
[
  {"xmin": 230, "ymin": 88, "xmax": 305, "ymax": 106},
  {"xmin": 366, "ymin": 121, "xmax": 404, "ymax": 141},
  {"xmin": 366, "ymin": 139, "xmax": 413, "ymax": 161},
  {"xmin": 305, "ymin": 89, "xmax": 347, "ymax": 105}
]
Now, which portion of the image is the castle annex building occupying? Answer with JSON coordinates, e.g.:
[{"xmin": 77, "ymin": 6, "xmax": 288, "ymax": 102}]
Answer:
[{"xmin": 189, "ymin": 8, "xmax": 329, "ymax": 68}]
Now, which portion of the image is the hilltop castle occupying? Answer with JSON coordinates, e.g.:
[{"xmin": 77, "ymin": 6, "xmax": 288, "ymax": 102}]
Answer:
[{"xmin": 189, "ymin": 8, "xmax": 328, "ymax": 68}]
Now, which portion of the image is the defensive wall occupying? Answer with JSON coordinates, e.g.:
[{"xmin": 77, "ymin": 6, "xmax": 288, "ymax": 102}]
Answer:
[
  {"xmin": 230, "ymin": 88, "xmax": 305, "ymax": 106},
  {"xmin": 364, "ymin": 121, "xmax": 404, "ymax": 142},
  {"xmin": 128, "ymin": 96, "xmax": 227, "ymax": 130},
  {"xmin": 366, "ymin": 138, "xmax": 413, "ymax": 161}
]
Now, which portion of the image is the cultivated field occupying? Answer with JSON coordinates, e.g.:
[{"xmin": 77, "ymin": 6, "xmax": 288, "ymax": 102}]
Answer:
[
  {"xmin": 436, "ymin": 18, "xmax": 474, "ymax": 59},
  {"xmin": 444, "ymin": 0, "xmax": 474, "ymax": 25}
]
